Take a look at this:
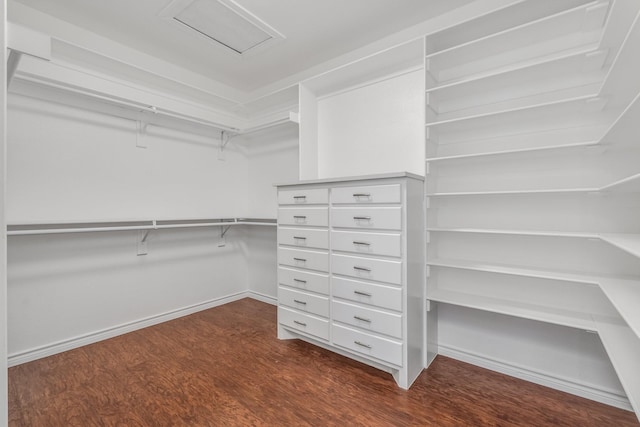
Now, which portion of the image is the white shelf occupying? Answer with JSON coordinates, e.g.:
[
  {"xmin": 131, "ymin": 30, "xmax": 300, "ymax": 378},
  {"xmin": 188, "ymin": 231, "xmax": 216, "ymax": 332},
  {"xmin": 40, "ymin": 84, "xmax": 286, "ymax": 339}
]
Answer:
[
  {"xmin": 427, "ymin": 228, "xmax": 598, "ymax": 240},
  {"xmin": 425, "ymin": 94, "xmax": 602, "ymax": 128},
  {"xmin": 428, "ymin": 258, "xmax": 603, "ymax": 285},
  {"xmin": 426, "ymin": 50, "xmax": 606, "ymax": 119},
  {"xmin": 425, "ymin": 1, "xmax": 609, "ymax": 84},
  {"xmin": 595, "ymin": 316, "xmax": 640, "ymax": 414},
  {"xmin": 598, "ymin": 278, "xmax": 640, "ymax": 340},
  {"xmin": 600, "ymin": 173, "xmax": 640, "ymax": 193},
  {"xmin": 6, "ymin": 218, "xmax": 277, "ymax": 236},
  {"xmin": 426, "ymin": 140, "xmax": 599, "ymax": 162},
  {"xmin": 601, "ymin": 234, "xmax": 640, "ymax": 260},
  {"xmin": 429, "ymin": 289, "xmax": 595, "ymax": 330},
  {"xmin": 427, "ymin": 187, "xmax": 599, "ymax": 197}
]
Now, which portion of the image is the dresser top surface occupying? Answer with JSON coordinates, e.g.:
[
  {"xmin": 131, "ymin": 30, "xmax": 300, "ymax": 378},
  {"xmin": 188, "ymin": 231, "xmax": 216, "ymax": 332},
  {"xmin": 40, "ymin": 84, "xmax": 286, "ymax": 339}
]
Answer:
[{"xmin": 275, "ymin": 172, "xmax": 424, "ymax": 187}]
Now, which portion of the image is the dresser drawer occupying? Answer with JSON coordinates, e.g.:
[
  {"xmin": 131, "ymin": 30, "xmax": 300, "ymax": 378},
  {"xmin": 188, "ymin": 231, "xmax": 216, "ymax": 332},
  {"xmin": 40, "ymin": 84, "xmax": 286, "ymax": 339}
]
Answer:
[
  {"xmin": 279, "ymin": 306, "xmax": 329, "ymax": 341},
  {"xmin": 332, "ymin": 276, "xmax": 402, "ymax": 312},
  {"xmin": 278, "ymin": 207, "xmax": 328, "ymax": 227},
  {"xmin": 278, "ymin": 227, "xmax": 329, "ymax": 249},
  {"xmin": 331, "ymin": 230, "xmax": 401, "ymax": 257},
  {"xmin": 278, "ymin": 188, "xmax": 329, "ymax": 205},
  {"xmin": 332, "ymin": 300, "xmax": 402, "ymax": 339},
  {"xmin": 279, "ymin": 267, "xmax": 329, "ymax": 295},
  {"xmin": 279, "ymin": 247, "xmax": 329, "ymax": 272},
  {"xmin": 279, "ymin": 287, "xmax": 329, "ymax": 318},
  {"xmin": 331, "ymin": 207, "xmax": 401, "ymax": 230},
  {"xmin": 332, "ymin": 324, "xmax": 402, "ymax": 366},
  {"xmin": 332, "ymin": 254, "xmax": 402, "ymax": 285},
  {"xmin": 331, "ymin": 184, "xmax": 401, "ymax": 204}
]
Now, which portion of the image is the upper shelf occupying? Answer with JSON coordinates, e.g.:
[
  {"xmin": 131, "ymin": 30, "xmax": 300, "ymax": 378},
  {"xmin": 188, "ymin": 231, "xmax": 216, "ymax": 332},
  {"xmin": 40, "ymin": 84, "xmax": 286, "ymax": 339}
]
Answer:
[{"xmin": 425, "ymin": 1, "xmax": 609, "ymax": 84}]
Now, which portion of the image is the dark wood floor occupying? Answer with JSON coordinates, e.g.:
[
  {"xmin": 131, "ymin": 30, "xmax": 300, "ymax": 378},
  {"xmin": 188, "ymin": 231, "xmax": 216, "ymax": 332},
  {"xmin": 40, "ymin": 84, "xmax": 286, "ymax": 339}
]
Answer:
[{"xmin": 8, "ymin": 298, "xmax": 639, "ymax": 426}]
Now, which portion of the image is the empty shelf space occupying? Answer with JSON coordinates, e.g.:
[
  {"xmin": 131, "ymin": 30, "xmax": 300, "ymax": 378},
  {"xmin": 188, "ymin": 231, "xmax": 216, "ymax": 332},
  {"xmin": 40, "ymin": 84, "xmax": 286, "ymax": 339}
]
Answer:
[
  {"xmin": 595, "ymin": 316, "xmax": 640, "ymax": 414},
  {"xmin": 601, "ymin": 234, "xmax": 640, "ymax": 259},
  {"xmin": 426, "ymin": 50, "xmax": 607, "ymax": 118},
  {"xmin": 426, "ymin": 140, "xmax": 599, "ymax": 162},
  {"xmin": 427, "ymin": 187, "xmax": 599, "ymax": 197},
  {"xmin": 425, "ymin": 94, "xmax": 604, "ymax": 128},
  {"xmin": 425, "ymin": 1, "xmax": 609, "ymax": 84},
  {"xmin": 428, "ymin": 258, "xmax": 601, "ymax": 285},
  {"xmin": 429, "ymin": 289, "xmax": 595, "ymax": 330},
  {"xmin": 427, "ymin": 228, "xmax": 599, "ymax": 239},
  {"xmin": 598, "ymin": 278, "xmax": 640, "ymax": 339}
]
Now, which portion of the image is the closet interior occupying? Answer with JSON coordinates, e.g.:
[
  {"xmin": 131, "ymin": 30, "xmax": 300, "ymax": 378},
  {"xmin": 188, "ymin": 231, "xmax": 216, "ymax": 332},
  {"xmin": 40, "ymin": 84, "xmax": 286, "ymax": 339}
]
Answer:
[{"xmin": 1, "ymin": 0, "xmax": 639, "ymax": 422}]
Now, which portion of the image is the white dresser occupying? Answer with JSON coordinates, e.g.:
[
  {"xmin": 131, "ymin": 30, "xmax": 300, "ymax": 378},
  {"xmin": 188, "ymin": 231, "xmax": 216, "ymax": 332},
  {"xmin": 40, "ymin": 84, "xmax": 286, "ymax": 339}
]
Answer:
[{"xmin": 276, "ymin": 173, "xmax": 425, "ymax": 389}]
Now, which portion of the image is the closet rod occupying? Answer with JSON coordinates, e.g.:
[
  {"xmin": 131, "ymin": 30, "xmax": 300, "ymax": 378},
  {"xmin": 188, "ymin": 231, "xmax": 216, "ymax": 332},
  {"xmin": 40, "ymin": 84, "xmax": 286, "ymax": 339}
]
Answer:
[{"xmin": 6, "ymin": 218, "xmax": 276, "ymax": 236}]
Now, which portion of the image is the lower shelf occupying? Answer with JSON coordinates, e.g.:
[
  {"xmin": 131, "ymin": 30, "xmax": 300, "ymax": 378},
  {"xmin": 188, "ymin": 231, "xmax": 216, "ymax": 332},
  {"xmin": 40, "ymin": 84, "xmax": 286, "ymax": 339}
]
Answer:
[
  {"xmin": 428, "ymin": 289, "xmax": 595, "ymax": 330},
  {"xmin": 595, "ymin": 316, "xmax": 640, "ymax": 415}
]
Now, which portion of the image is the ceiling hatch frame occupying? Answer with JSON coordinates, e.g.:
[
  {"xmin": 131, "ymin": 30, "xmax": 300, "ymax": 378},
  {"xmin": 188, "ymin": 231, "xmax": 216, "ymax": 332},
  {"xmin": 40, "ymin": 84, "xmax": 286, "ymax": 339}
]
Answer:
[{"xmin": 158, "ymin": 0, "xmax": 285, "ymax": 56}]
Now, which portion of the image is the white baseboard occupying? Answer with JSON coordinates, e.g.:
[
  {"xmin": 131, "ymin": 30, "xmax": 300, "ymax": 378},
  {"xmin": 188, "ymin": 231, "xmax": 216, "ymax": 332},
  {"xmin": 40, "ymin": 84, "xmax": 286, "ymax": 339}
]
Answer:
[
  {"xmin": 247, "ymin": 290, "xmax": 277, "ymax": 305},
  {"xmin": 438, "ymin": 344, "xmax": 633, "ymax": 412},
  {"xmin": 8, "ymin": 291, "xmax": 250, "ymax": 367}
]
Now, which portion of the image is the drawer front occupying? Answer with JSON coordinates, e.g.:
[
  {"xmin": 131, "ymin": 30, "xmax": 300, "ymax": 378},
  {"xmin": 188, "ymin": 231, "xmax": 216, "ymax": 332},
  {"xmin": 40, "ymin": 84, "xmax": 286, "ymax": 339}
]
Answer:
[
  {"xmin": 278, "ymin": 207, "xmax": 328, "ymax": 227},
  {"xmin": 332, "ymin": 254, "xmax": 402, "ymax": 285},
  {"xmin": 279, "ymin": 247, "xmax": 329, "ymax": 272},
  {"xmin": 331, "ymin": 184, "xmax": 401, "ymax": 204},
  {"xmin": 279, "ymin": 306, "xmax": 329, "ymax": 341},
  {"xmin": 332, "ymin": 324, "xmax": 402, "ymax": 366},
  {"xmin": 278, "ymin": 267, "xmax": 329, "ymax": 295},
  {"xmin": 279, "ymin": 287, "xmax": 329, "ymax": 317},
  {"xmin": 278, "ymin": 227, "xmax": 329, "ymax": 249},
  {"xmin": 331, "ymin": 207, "xmax": 401, "ymax": 231},
  {"xmin": 332, "ymin": 300, "xmax": 402, "ymax": 339},
  {"xmin": 332, "ymin": 276, "xmax": 402, "ymax": 312},
  {"xmin": 331, "ymin": 230, "xmax": 401, "ymax": 257},
  {"xmin": 278, "ymin": 188, "xmax": 329, "ymax": 205}
]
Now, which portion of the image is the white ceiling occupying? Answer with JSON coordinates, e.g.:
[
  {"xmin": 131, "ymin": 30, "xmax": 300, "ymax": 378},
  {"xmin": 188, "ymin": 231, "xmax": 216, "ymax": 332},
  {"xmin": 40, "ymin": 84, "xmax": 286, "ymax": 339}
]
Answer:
[{"xmin": 10, "ymin": 0, "xmax": 474, "ymax": 92}]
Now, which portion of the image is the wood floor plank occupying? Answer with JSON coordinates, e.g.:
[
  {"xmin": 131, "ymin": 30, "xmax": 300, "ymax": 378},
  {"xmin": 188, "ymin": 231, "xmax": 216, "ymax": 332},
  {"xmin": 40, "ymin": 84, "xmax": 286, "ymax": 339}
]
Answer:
[{"xmin": 8, "ymin": 298, "xmax": 639, "ymax": 426}]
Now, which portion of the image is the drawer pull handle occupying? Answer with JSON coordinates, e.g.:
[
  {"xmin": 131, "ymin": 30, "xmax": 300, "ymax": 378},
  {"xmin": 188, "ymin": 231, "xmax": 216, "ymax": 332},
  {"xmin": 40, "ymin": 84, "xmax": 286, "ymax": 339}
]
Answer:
[
  {"xmin": 353, "ymin": 266, "xmax": 371, "ymax": 272},
  {"xmin": 353, "ymin": 193, "xmax": 371, "ymax": 198},
  {"xmin": 293, "ymin": 236, "xmax": 307, "ymax": 240},
  {"xmin": 293, "ymin": 215, "xmax": 307, "ymax": 219},
  {"xmin": 293, "ymin": 299, "xmax": 307, "ymax": 305},
  {"xmin": 293, "ymin": 278, "xmax": 307, "ymax": 284},
  {"xmin": 354, "ymin": 315, "xmax": 371, "ymax": 323},
  {"xmin": 354, "ymin": 290, "xmax": 372, "ymax": 297},
  {"xmin": 293, "ymin": 258, "xmax": 307, "ymax": 262},
  {"xmin": 293, "ymin": 195, "xmax": 307, "ymax": 200},
  {"xmin": 293, "ymin": 320, "xmax": 307, "ymax": 327},
  {"xmin": 353, "ymin": 216, "xmax": 371, "ymax": 220},
  {"xmin": 353, "ymin": 241, "xmax": 370, "ymax": 246},
  {"xmin": 354, "ymin": 341, "xmax": 372, "ymax": 349}
]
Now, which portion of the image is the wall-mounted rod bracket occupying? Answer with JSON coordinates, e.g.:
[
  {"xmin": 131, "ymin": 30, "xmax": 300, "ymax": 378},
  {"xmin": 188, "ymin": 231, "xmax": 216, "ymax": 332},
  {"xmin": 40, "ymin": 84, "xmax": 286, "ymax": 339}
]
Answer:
[
  {"xmin": 218, "ymin": 130, "xmax": 239, "ymax": 161},
  {"xmin": 136, "ymin": 107, "xmax": 158, "ymax": 148},
  {"xmin": 218, "ymin": 224, "xmax": 232, "ymax": 247}
]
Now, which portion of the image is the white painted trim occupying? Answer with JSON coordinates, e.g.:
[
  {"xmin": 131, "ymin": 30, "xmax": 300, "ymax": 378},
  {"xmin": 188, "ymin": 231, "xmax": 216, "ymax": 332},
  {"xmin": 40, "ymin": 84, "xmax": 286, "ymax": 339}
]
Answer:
[
  {"xmin": 247, "ymin": 291, "xmax": 277, "ymax": 305},
  {"xmin": 438, "ymin": 344, "xmax": 633, "ymax": 412},
  {"xmin": 8, "ymin": 291, "xmax": 251, "ymax": 367}
]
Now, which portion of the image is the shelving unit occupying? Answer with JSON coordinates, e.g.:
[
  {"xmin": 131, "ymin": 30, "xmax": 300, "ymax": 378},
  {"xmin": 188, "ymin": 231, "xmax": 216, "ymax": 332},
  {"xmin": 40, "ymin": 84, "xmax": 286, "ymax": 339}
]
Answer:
[
  {"xmin": 424, "ymin": 0, "xmax": 640, "ymax": 418},
  {"xmin": 6, "ymin": 218, "xmax": 276, "ymax": 236}
]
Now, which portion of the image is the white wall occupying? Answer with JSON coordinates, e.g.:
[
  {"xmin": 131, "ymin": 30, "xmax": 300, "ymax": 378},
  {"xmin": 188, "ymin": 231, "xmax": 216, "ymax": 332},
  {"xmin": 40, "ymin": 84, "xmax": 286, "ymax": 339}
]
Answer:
[
  {"xmin": 6, "ymin": 94, "xmax": 251, "ymax": 363},
  {"xmin": 317, "ymin": 69, "xmax": 424, "ymax": 179},
  {"xmin": 437, "ymin": 305, "xmax": 628, "ymax": 407},
  {"xmin": 1, "ymin": 0, "xmax": 9, "ymax": 424},
  {"xmin": 241, "ymin": 125, "xmax": 299, "ymax": 301}
]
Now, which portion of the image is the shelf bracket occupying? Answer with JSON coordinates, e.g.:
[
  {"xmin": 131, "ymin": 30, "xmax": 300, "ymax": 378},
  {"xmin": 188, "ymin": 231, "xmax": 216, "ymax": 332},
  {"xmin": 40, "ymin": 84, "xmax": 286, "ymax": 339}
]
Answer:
[
  {"xmin": 218, "ymin": 224, "xmax": 231, "ymax": 247},
  {"xmin": 136, "ymin": 107, "xmax": 158, "ymax": 149},
  {"xmin": 218, "ymin": 130, "xmax": 237, "ymax": 161},
  {"xmin": 137, "ymin": 230, "xmax": 149, "ymax": 256},
  {"xmin": 7, "ymin": 50, "xmax": 22, "ymax": 88}
]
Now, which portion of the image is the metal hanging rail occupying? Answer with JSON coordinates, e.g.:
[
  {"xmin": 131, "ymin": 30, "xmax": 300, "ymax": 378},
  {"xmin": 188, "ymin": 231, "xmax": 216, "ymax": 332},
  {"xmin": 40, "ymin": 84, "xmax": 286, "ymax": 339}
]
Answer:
[{"xmin": 6, "ymin": 218, "xmax": 276, "ymax": 236}]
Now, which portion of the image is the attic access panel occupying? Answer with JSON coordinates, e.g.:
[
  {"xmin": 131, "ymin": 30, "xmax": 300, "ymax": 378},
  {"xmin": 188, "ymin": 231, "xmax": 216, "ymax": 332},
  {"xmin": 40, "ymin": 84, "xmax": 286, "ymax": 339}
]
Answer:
[{"xmin": 159, "ymin": 0, "xmax": 284, "ymax": 55}]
